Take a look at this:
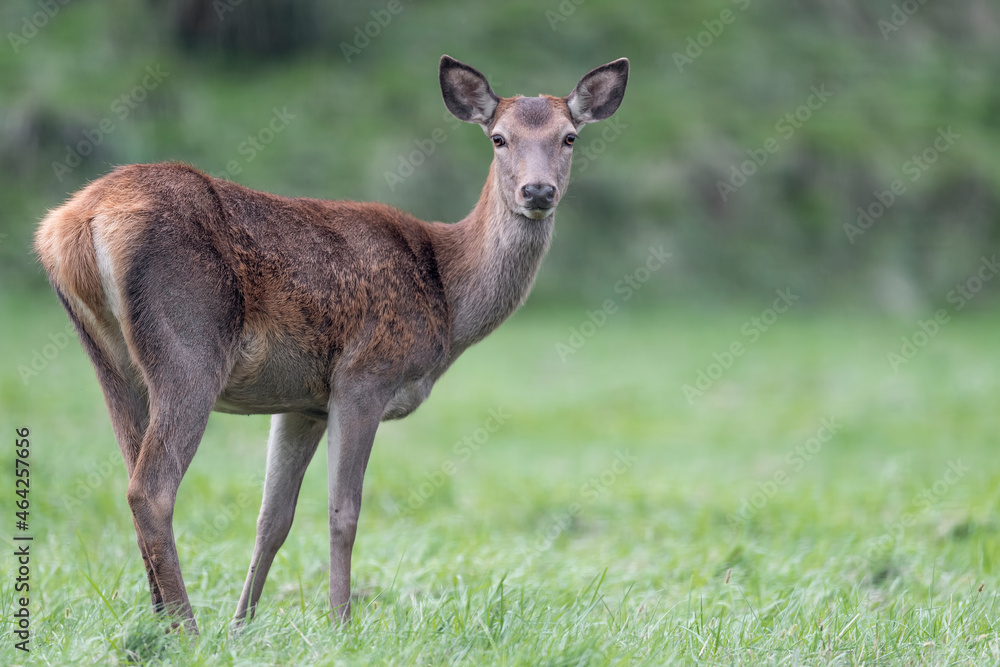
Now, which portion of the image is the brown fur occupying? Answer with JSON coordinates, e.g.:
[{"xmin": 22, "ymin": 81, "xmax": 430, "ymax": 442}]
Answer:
[{"xmin": 34, "ymin": 55, "xmax": 628, "ymax": 633}]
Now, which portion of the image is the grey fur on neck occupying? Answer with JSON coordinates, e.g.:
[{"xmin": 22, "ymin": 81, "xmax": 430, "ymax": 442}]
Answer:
[{"xmin": 435, "ymin": 170, "xmax": 554, "ymax": 356}]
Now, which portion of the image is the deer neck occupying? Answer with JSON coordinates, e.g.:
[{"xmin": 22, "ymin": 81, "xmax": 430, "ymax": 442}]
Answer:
[{"xmin": 434, "ymin": 164, "xmax": 554, "ymax": 355}]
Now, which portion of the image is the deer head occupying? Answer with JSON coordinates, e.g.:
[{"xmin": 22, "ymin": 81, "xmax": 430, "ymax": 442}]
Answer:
[{"xmin": 440, "ymin": 55, "xmax": 629, "ymax": 220}]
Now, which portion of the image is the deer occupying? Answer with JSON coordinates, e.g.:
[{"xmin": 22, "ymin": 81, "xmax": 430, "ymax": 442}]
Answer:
[{"xmin": 34, "ymin": 55, "xmax": 628, "ymax": 634}]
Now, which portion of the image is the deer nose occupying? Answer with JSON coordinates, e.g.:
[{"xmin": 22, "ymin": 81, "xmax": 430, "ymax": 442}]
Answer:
[{"xmin": 521, "ymin": 183, "xmax": 556, "ymax": 208}]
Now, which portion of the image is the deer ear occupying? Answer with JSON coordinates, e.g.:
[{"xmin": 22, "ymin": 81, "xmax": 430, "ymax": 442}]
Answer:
[
  {"xmin": 440, "ymin": 55, "xmax": 500, "ymax": 126},
  {"xmin": 565, "ymin": 58, "xmax": 629, "ymax": 126}
]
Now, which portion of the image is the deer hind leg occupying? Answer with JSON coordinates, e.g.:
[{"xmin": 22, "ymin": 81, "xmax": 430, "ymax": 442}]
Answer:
[
  {"xmin": 124, "ymin": 349, "xmax": 231, "ymax": 634},
  {"xmin": 100, "ymin": 370, "xmax": 164, "ymax": 611},
  {"xmin": 57, "ymin": 293, "xmax": 167, "ymax": 609},
  {"xmin": 114, "ymin": 252, "xmax": 240, "ymax": 633},
  {"xmin": 96, "ymin": 364, "xmax": 163, "ymax": 610},
  {"xmin": 235, "ymin": 412, "xmax": 326, "ymax": 625}
]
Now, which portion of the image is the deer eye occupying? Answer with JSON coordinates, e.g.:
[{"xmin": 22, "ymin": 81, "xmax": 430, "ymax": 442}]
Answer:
[
  {"xmin": 564, "ymin": 134, "xmax": 577, "ymax": 147},
  {"xmin": 491, "ymin": 134, "xmax": 506, "ymax": 147}
]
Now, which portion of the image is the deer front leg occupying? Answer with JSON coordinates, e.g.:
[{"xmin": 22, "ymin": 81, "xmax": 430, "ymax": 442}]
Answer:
[
  {"xmin": 235, "ymin": 412, "xmax": 326, "ymax": 625},
  {"xmin": 326, "ymin": 389, "xmax": 386, "ymax": 623}
]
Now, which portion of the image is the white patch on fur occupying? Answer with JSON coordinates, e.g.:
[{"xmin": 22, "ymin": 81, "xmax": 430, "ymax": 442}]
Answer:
[
  {"xmin": 88, "ymin": 219, "xmax": 137, "ymax": 372},
  {"xmin": 470, "ymin": 90, "xmax": 498, "ymax": 123},
  {"xmin": 567, "ymin": 82, "xmax": 592, "ymax": 121},
  {"xmin": 91, "ymin": 220, "xmax": 123, "ymax": 322},
  {"xmin": 520, "ymin": 207, "xmax": 555, "ymax": 220}
]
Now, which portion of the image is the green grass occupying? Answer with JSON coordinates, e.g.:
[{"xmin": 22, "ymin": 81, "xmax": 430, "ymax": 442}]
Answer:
[{"xmin": 2, "ymin": 289, "xmax": 1000, "ymax": 665}]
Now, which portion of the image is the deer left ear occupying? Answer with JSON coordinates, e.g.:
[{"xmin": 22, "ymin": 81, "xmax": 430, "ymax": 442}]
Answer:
[
  {"xmin": 440, "ymin": 55, "xmax": 500, "ymax": 126},
  {"xmin": 565, "ymin": 58, "xmax": 629, "ymax": 126}
]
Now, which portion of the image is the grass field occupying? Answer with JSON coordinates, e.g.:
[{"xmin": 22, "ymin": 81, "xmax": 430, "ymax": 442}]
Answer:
[{"xmin": 2, "ymin": 288, "xmax": 1000, "ymax": 665}]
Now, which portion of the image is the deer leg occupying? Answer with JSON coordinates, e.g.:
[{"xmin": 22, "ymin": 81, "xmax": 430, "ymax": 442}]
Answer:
[
  {"xmin": 100, "ymin": 374, "xmax": 165, "ymax": 611},
  {"xmin": 234, "ymin": 412, "xmax": 326, "ymax": 625},
  {"xmin": 95, "ymin": 366, "xmax": 164, "ymax": 610},
  {"xmin": 61, "ymin": 305, "xmax": 166, "ymax": 609},
  {"xmin": 326, "ymin": 385, "xmax": 391, "ymax": 624},
  {"xmin": 105, "ymin": 381, "xmax": 165, "ymax": 610},
  {"xmin": 126, "ymin": 378, "xmax": 221, "ymax": 635}
]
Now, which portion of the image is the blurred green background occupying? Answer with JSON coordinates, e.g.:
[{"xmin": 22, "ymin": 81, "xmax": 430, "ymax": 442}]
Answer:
[
  {"xmin": 2, "ymin": 0, "xmax": 998, "ymax": 308},
  {"xmin": 4, "ymin": 2, "xmax": 1000, "ymax": 662}
]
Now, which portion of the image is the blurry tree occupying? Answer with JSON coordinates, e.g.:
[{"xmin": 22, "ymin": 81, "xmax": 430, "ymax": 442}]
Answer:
[
  {"xmin": 151, "ymin": 0, "xmax": 327, "ymax": 58},
  {"xmin": 1, "ymin": 0, "xmax": 998, "ymax": 308}
]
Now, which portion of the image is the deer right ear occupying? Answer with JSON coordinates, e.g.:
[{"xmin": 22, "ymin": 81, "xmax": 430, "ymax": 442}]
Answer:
[
  {"xmin": 440, "ymin": 55, "xmax": 500, "ymax": 126},
  {"xmin": 565, "ymin": 58, "xmax": 629, "ymax": 126}
]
